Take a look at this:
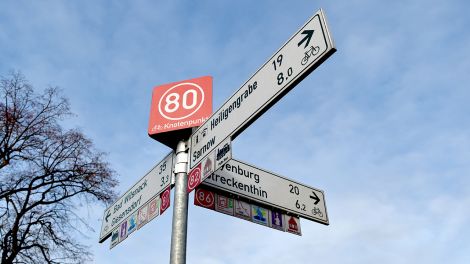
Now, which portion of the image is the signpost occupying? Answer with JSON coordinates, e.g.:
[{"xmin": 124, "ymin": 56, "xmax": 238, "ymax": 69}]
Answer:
[
  {"xmin": 189, "ymin": 9, "xmax": 335, "ymax": 172},
  {"xmin": 99, "ymin": 152, "xmax": 174, "ymax": 243},
  {"xmin": 102, "ymin": 8, "xmax": 336, "ymax": 264},
  {"xmin": 202, "ymin": 159, "xmax": 328, "ymax": 225}
]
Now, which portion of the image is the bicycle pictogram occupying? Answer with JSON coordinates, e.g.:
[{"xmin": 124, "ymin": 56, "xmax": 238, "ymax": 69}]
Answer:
[
  {"xmin": 301, "ymin": 45, "xmax": 320, "ymax": 66},
  {"xmin": 312, "ymin": 207, "xmax": 323, "ymax": 217}
]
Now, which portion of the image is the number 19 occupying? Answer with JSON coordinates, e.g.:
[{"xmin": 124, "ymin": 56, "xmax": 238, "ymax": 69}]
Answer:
[{"xmin": 272, "ymin": 54, "xmax": 283, "ymax": 71}]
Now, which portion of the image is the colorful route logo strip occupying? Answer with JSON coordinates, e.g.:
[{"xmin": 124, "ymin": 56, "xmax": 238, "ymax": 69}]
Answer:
[
  {"xmin": 110, "ymin": 189, "xmax": 171, "ymax": 249},
  {"xmin": 194, "ymin": 186, "xmax": 301, "ymax": 236}
]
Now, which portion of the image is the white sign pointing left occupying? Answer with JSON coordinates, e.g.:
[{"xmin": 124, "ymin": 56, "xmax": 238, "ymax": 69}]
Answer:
[{"xmin": 99, "ymin": 152, "xmax": 174, "ymax": 243}]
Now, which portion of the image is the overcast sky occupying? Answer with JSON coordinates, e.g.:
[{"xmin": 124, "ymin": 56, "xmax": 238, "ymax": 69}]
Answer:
[{"xmin": 1, "ymin": 0, "xmax": 469, "ymax": 263}]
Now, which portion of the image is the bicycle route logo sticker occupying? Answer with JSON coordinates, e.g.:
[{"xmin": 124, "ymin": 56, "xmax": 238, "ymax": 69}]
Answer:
[
  {"xmin": 286, "ymin": 216, "xmax": 302, "ymax": 235},
  {"xmin": 202, "ymin": 154, "xmax": 214, "ymax": 179},
  {"xmin": 147, "ymin": 197, "xmax": 161, "ymax": 221},
  {"xmin": 119, "ymin": 220, "xmax": 128, "ymax": 241},
  {"xmin": 110, "ymin": 228, "xmax": 120, "ymax": 249},
  {"xmin": 194, "ymin": 187, "xmax": 215, "ymax": 210},
  {"xmin": 215, "ymin": 193, "xmax": 234, "ymax": 216},
  {"xmin": 251, "ymin": 205, "xmax": 269, "ymax": 226},
  {"xmin": 160, "ymin": 187, "xmax": 171, "ymax": 214},
  {"xmin": 127, "ymin": 212, "xmax": 138, "ymax": 235},
  {"xmin": 234, "ymin": 200, "xmax": 251, "ymax": 221},
  {"xmin": 137, "ymin": 204, "xmax": 149, "ymax": 229},
  {"xmin": 270, "ymin": 210, "xmax": 285, "ymax": 231},
  {"xmin": 187, "ymin": 163, "xmax": 202, "ymax": 193},
  {"xmin": 215, "ymin": 138, "xmax": 231, "ymax": 171}
]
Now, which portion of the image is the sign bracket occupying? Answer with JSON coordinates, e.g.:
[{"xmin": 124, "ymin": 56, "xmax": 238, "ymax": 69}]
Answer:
[{"xmin": 174, "ymin": 148, "xmax": 189, "ymax": 174}]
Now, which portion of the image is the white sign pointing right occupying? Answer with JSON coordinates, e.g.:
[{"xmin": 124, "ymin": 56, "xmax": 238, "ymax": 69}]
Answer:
[
  {"xmin": 202, "ymin": 159, "xmax": 328, "ymax": 225},
  {"xmin": 189, "ymin": 9, "xmax": 335, "ymax": 169}
]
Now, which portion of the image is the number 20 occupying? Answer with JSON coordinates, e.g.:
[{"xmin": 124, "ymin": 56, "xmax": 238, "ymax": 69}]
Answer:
[{"xmin": 289, "ymin": 184, "xmax": 300, "ymax": 195}]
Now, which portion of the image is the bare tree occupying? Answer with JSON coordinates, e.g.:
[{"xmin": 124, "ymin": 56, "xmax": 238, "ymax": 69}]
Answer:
[{"xmin": 1, "ymin": 72, "xmax": 118, "ymax": 264}]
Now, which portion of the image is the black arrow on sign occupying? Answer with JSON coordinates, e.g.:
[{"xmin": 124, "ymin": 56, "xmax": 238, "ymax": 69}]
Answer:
[
  {"xmin": 309, "ymin": 191, "xmax": 320, "ymax": 205},
  {"xmin": 297, "ymin": 30, "xmax": 314, "ymax": 49},
  {"xmin": 105, "ymin": 210, "xmax": 111, "ymax": 222}
]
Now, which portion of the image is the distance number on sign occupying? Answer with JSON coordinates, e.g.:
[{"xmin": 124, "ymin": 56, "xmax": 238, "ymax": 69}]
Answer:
[
  {"xmin": 272, "ymin": 54, "xmax": 293, "ymax": 86},
  {"xmin": 159, "ymin": 161, "xmax": 169, "ymax": 187}
]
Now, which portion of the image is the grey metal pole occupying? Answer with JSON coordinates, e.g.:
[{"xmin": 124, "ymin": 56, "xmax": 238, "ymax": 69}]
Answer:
[{"xmin": 170, "ymin": 140, "xmax": 189, "ymax": 264}]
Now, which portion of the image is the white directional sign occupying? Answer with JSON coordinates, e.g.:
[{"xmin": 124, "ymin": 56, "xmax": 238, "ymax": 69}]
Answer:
[
  {"xmin": 99, "ymin": 152, "xmax": 174, "ymax": 242},
  {"xmin": 190, "ymin": 9, "xmax": 335, "ymax": 169},
  {"xmin": 202, "ymin": 159, "xmax": 328, "ymax": 225},
  {"xmin": 186, "ymin": 137, "xmax": 231, "ymax": 193}
]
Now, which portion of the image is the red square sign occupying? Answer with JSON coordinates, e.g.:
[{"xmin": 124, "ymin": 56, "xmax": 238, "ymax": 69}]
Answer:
[
  {"xmin": 194, "ymin": 187, "xmax": 215, "ymax": 210},
  {"xmin": 187, "ymin": 163, "xmax": 202, "ymax": 194},
  {"xmin": 148, "ymin": 76, "xmax": 212, "ymax": 148}
]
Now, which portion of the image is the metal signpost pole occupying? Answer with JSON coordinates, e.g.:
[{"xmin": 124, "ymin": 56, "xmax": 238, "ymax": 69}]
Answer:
[{"xmin": 170, "ymin": 140, "xmax": 189, "ymax": 264}]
